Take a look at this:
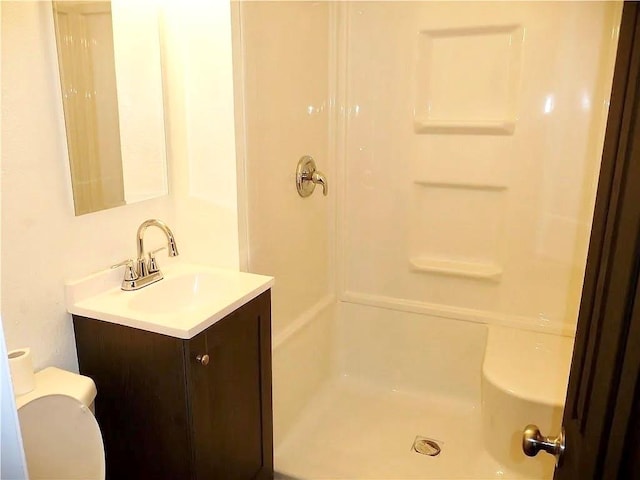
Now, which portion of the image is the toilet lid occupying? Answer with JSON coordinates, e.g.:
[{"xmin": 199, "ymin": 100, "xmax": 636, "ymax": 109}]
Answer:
[{"xmin": 18, "ymin": 394, "xmax": 105, "ymax": 480}]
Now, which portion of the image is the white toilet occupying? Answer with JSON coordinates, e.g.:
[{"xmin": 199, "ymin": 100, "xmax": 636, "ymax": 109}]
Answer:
[{"xmin": 15, "ymin": 367, "xmax": 105, "ymax": 480}]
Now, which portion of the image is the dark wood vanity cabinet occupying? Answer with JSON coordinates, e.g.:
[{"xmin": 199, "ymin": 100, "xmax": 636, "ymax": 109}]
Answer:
[{"xmin": 72, "ymin": 291, "xmax": 273, "ymax": 480}]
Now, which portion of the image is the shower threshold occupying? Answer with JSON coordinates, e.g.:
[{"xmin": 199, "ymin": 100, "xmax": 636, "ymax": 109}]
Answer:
[{"xmin": 274, "ymin": 376, "xmax": 527, "ymax": 480}]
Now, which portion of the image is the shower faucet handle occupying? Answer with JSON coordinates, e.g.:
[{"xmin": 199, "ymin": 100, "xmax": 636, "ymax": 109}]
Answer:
[
  {"xmin": 312, "ymin": 170, "xmax": 328, "ymax": 196},
  {"xmin": 296, "ymin": 155, "xmax": 328, "ymax": 197}
]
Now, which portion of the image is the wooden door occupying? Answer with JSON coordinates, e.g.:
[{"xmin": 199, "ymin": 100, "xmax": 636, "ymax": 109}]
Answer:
[{"xmin": 554, "ymin": 3, "xmax": 640, "ymax": 478}]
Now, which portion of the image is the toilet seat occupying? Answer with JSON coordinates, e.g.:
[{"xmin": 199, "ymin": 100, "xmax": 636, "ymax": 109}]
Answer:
[{"xmin": 18, "ymin": 394, "xmax": 105, "ymax": 480}]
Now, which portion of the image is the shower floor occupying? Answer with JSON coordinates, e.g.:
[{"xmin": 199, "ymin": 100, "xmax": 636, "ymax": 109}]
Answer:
[{"xmin": 274, "ymin": 376, "xmax": 526, "ymax": 480}]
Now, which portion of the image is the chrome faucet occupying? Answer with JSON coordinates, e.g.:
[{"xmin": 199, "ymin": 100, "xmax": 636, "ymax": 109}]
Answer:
[
  {"xmin": 113, "ymin": 219, "xmax": 179, "ymax": 291},
  {"xmin": 296, "ymin": 155, "xmax": 328, "ymax": 197},
  {"xmin": 310, "ymin": 170, "xmax": 328, "ymax": 196},
  {"xmin": 136, "ymin": 219, "xmax": 179, "ymax": 276}
]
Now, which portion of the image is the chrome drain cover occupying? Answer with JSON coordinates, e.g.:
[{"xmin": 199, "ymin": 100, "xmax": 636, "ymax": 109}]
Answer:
[{"xmin": 412, "ymin": 436, "xmax": 442, "ymax": 456}]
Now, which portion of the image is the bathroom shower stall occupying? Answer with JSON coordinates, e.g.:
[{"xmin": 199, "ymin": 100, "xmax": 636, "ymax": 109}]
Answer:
[{"xmin": 232, "ymin": 2, "xmax": 621, "ymax": 479}]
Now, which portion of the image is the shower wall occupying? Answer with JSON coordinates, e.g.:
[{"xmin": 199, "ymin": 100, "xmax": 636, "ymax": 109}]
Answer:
[
  {"xmin": 234, "ymin": 1, "xmax": 335, "ymax": 442},
  {"xmin": 236, "ymin": 0, "xmax": 620, "ymax": 450},
  {"xmin": 236, "ymin": 1, "xmax": 333, "ymax": 338},
  {"xmin": 339, "ymin": 1, "xmax": 620, "ymax": 335}
]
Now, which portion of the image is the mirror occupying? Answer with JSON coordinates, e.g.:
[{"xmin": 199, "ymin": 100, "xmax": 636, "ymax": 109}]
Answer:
[{"xmin": 52, "ymin": 0, "xmax": 168, "ymax": 216}]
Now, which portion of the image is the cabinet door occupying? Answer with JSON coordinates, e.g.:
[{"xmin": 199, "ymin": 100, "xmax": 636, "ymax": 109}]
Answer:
[
  {"xmin": 186, "ymin": 292, "xmax": 272, "ymax": 480},
  {"xmin": 73, "ymin": 316, "xmax": 193, "ymax": 480}
]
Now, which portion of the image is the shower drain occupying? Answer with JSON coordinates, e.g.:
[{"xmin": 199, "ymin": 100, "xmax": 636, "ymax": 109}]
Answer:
[{"xmin": 412, "ymin": 436, "xmax": 442, "ymax": 457}]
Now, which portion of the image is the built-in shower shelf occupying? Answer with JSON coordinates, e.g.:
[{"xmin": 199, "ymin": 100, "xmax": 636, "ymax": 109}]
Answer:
[
  {"xmin": 413, "ymin": 117, "xmax": 515, "ymax": 135},
  {"xmin": 413, "ymin": 180, "xmax": 507, "ymax": 191},
  {"xmin": 409, "ymin": 257, "xmax": 502, "ymax": 281}
]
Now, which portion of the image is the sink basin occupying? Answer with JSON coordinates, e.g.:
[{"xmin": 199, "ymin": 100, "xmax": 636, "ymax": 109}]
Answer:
[
  {"xmin": 65, "ymin": 263, "xmax": 274, "ymax": 339},
  {"xmin": 129, "ymin": 272, "xmax": 222, "ymax": 315}
]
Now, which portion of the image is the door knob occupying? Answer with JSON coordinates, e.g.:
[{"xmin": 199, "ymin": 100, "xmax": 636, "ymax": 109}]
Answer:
[
  {"xmin": 196, "ymin": 354, "xmax": 210, "ymax": 366},
  {"xmin": 522, "ymin": 424, "xmax": 565, "ymax": 466},
  {"xmin": 296, "ymin": 155, "xmax": 328, "ymax": 197}
]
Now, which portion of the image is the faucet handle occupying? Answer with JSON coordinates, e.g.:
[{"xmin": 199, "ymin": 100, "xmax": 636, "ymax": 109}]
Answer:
[
  {"xmin": 147, "ymin": 247, "xmax": 166, "ymax": 274},
  {"xmin": 312, "ymin": 170, "xmax": 328, "ymax": 196},
  {"xmin": 295, "ymin": 155, "xmax": 328, "ymax": 197},
  {"xmin": 111, "ymin": 259, "xmax": 138, "ymax": 281}
]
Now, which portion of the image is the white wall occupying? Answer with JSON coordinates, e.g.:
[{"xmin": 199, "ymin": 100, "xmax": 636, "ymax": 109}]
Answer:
[
  {"xmin": 1, "ymin": 1, "xmax": 240, "ymax": 372},
  {"xmin": 339, "ymin": 1, "xmax": 620, "ymax": 336},
  {"xmin": 0, "ymin": 3, "xmax": 27, "ymax": 469},
  {"xmin": 234, "ymin": 1, "xmax": 335, "ymax": 445},
  {"xmin": 161, "ymin": 0, "xmax": 240, "ymax": 270},
  {"xmin": 337, "ymin": 302, "xmax": 487, "ymax": 400},
  {"xmin": 236, "ymin": 1, "xmax": 333, "ymax": 338}
]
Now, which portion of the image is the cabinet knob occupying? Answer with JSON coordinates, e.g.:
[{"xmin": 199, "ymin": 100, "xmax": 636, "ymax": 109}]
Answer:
[{"xmin": 196, "ymin": 354, "xmax": 210, "ymax": 366}]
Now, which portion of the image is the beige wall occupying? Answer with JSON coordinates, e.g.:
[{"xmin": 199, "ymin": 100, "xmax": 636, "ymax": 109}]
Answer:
[
  {"xmin": 161, "ymin": 0, "xmax": 241, "ymax": 270},
  {"xmin": 233, "ymin": 1, "xmax": 335, "ymax": 445},
  {"xmin": 0, "ymin": 1, "xmax": 26, "ymax": 474},
  {"xmin": 236, "ymin": 1, "xmax": 333, "ymax": 338},
  {"xmin": 1, "ymin": 1, "xmax": 240, "ymax": 371},
  {"xmin": 339, "ymin": 1, "xmax": 620, "ymax": 336}
]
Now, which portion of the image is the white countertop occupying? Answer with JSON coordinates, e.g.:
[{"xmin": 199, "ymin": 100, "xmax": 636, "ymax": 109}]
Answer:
[{"xmin": 65, "ymin": 263, "xmax": 274, "ymax": 339}]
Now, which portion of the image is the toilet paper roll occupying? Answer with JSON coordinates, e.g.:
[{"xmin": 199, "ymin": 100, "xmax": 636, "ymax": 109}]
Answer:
[{"xmin": 8, "ymin": 348, "xmax": 35, "ymax": 396}]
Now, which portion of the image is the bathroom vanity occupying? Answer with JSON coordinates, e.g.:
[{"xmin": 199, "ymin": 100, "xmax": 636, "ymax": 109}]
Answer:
[{"xmin": 67, "ymin": 264, "xmax": 274, "ymax": 480}]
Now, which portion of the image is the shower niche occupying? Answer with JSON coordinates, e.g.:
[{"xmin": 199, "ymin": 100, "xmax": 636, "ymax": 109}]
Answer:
[{"xmin": 414, "ymin": 24, "xmax": 523, "ymax": 135}]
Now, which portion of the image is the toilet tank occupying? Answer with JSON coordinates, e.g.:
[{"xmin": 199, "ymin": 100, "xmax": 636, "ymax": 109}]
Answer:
[{"xmin": 15, "ymin": 367, "xmax": 97, "ymax": 411}]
